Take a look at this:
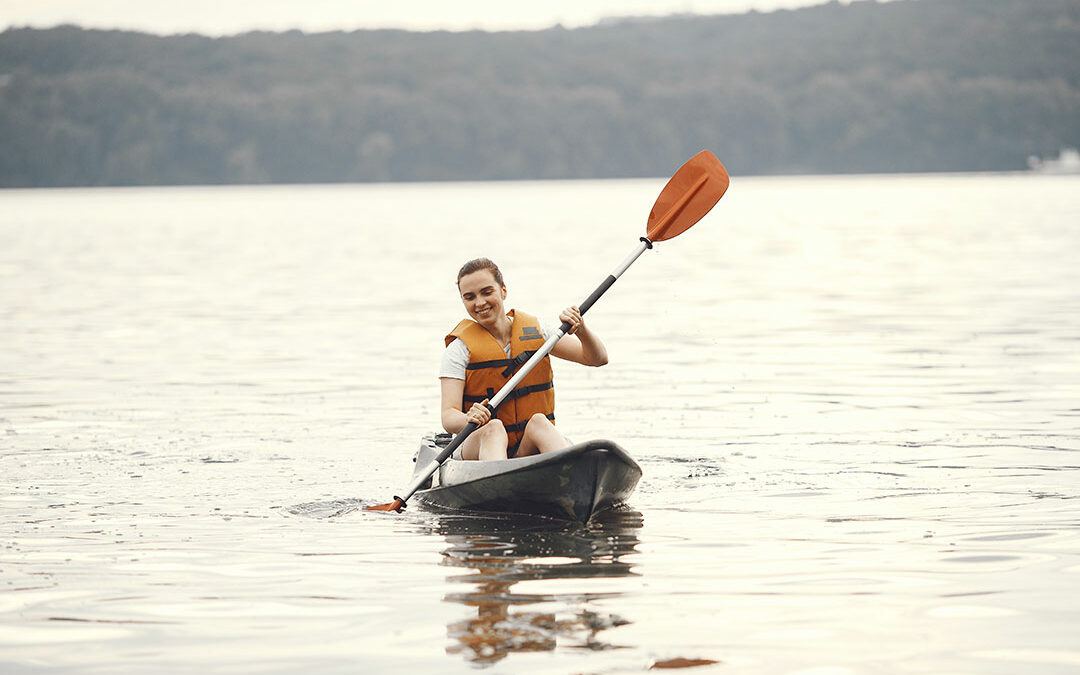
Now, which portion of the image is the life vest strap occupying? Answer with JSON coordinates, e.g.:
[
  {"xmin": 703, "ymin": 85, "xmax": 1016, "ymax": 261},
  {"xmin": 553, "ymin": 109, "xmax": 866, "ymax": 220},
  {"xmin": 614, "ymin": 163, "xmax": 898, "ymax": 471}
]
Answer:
[
  {"xmin": 466, "ymin": 357, "xmax": 516, "ymax": 371},
  {"xmin": 462, "ymin": 380, "xmax": 553, "ymax": 405},
  {"xmin": 500, "ymin": 350, "xmax": 537, "ymax": 377},
  {"xmin": 463, "ymin": 349, "xmax": 539, "ymax": 378}
]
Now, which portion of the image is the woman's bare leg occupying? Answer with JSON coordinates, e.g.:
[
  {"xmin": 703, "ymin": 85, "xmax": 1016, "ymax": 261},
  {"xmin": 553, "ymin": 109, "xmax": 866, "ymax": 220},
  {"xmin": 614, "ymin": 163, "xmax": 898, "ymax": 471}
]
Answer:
[
  {"xmin": 458, "ymin": 419, "xmax": 509, "ymax": 460},
  {"xmin": 515, "ymin": 414, "xmax": 569, "ymax": 457}
]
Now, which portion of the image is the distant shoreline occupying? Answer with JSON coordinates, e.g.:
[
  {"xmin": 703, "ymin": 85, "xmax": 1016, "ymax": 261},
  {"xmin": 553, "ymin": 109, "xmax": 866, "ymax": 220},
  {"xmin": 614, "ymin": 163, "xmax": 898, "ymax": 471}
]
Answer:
[{"xmin": 2, "ymin": 0, "xmax": 1077, "ymax": 188}]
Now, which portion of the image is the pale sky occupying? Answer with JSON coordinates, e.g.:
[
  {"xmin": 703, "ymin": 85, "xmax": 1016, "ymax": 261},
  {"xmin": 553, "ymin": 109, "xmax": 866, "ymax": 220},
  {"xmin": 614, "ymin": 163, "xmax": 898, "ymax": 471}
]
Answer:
[{"xmin": 1, "ymin": 0, "xmax": 858, "ymax": 35}]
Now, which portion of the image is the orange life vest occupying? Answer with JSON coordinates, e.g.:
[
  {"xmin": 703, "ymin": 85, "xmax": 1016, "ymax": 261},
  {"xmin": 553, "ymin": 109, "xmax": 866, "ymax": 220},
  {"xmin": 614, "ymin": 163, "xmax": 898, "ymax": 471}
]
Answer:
[{"xmin": 446, "ymin": 309, "xmax": 555, "ymax": 449}]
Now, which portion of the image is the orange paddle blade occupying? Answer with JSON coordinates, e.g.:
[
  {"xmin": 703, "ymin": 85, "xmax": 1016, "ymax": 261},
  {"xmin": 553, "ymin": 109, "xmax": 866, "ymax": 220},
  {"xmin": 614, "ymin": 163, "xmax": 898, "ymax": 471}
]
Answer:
[
  {"xmin": 646, "ymin": 150, "xmax": 730, "ymax": 242},
  {"xmin": 366, "ymin": 498, "xmax": 405, "ymax": 512}
]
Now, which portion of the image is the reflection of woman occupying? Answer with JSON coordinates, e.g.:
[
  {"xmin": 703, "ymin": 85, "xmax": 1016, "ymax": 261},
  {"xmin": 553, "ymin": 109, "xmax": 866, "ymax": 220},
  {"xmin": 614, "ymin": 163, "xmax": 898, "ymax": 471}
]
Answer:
[
  {"xmin": 438, "ymin": 511, "xmax": 644, "ymax": 664},
  {"xmin": 440, "ymin": 258, "xmax": 608, "ymax": 461},
  {"xmin": 447, "ymin": 548, "xmax": 555, "ymax": 665}
]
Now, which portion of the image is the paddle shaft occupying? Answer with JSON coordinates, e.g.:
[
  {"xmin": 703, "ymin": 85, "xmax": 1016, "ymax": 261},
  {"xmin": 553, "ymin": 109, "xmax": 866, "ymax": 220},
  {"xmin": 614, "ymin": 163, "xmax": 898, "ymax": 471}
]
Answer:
[{"xmin": 391, "ymin": 237, "xmax": 655, "ymax": 506}]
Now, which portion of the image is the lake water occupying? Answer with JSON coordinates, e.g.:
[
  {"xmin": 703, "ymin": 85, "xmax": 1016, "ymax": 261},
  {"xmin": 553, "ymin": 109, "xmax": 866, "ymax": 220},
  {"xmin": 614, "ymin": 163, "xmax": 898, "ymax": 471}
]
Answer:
[{"xmin": 2, "ymin": 172, "xmax": 1079, "ymax": 674}]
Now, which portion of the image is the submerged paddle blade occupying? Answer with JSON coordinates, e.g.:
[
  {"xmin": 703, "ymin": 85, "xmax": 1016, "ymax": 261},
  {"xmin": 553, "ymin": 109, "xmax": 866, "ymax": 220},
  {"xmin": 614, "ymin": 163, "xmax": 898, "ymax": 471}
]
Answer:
[
  {"xmin": 366, "ymin": 498, "xmax": 406, "ymax": 513},
  {"xmin": 646, "ymin": 150, "xmax": 730, "ymax": 242}
]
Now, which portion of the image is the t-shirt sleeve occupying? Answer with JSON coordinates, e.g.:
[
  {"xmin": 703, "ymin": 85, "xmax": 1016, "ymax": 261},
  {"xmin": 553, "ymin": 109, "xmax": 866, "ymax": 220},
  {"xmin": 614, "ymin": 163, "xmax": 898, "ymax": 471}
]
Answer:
[{"xmin": 439, "ymin": 338, "xmax": 469, "ymax": 380}]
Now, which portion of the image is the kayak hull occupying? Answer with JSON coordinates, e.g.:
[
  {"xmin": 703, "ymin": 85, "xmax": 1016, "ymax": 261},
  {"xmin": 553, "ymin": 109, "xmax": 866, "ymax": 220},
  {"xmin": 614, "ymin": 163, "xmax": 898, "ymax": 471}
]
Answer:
[{"xmin": 409, "ymin": 434, "xmax": 642, "ymax": 523}]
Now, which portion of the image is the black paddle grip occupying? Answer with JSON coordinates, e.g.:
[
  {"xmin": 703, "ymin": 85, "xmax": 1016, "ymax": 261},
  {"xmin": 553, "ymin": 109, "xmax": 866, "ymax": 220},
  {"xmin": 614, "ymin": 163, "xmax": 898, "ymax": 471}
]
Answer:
[{"xmin": 578, "ymin": 275, "xmax": 617, "ymax": 317}]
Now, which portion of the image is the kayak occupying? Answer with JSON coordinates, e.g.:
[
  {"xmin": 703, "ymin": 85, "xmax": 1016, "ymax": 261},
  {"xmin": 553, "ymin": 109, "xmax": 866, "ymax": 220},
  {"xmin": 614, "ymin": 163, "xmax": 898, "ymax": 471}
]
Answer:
[{"xmin": 408, "ymin": 433, "xmax": 642, "ymax": 522}]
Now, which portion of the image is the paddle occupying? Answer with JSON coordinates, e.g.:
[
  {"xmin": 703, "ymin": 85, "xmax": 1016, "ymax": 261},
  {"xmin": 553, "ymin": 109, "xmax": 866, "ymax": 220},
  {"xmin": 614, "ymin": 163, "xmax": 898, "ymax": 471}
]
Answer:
[{"xmin": 368, "ymin": 149, "xmax": 730, "ymax": 513}]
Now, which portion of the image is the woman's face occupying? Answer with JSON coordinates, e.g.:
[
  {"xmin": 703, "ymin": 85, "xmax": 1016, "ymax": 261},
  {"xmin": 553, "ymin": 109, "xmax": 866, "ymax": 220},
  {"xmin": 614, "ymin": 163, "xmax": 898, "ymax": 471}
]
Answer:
[{"xmin": 458, "ymin": 269, "xmax": 507, "ymax": 329}]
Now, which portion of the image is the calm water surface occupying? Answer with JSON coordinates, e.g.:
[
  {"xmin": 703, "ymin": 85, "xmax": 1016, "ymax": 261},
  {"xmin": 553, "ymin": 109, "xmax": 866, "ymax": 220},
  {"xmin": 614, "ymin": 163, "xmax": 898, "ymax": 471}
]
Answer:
[{"xmin": 2, "ymin": 174, "xmax": 1079, "ymax": 673}]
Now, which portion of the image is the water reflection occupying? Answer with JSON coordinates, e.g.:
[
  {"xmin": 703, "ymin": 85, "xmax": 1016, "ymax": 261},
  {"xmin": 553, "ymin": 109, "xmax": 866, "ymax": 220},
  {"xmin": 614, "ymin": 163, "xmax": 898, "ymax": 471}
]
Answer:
[{"xmin": 429, "ymin": 509, "xmax": 643, "ymax": 665}]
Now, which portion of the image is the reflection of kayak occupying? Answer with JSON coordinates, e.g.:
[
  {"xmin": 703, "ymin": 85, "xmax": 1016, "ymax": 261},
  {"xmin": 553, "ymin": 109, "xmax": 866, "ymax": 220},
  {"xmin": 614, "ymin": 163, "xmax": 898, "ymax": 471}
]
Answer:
[{"xmin": 409, "ymin": 433, "xmax": 642, "ymax": 522}]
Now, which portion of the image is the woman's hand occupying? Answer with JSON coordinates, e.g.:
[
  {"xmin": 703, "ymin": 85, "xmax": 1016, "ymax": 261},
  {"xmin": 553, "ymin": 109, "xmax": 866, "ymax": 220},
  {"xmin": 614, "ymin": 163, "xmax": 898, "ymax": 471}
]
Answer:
[
  {"xmin": 550, "ymin": 305, "xmax": 608, "ymax": 367},
  {"xmin": 560, "ymin": 306, "xmax": 585, "ymax": 335},
  {"xmin": 465, "ymin": 399, "xmax": 492, "ymax": 426}
]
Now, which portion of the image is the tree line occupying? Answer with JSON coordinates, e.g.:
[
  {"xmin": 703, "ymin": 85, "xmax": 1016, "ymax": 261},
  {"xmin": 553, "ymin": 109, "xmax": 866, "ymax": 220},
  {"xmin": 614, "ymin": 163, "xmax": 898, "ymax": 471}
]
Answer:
[{"xmin": 1, "ymin": 0, "xmax": 1077, "ymax": 187}]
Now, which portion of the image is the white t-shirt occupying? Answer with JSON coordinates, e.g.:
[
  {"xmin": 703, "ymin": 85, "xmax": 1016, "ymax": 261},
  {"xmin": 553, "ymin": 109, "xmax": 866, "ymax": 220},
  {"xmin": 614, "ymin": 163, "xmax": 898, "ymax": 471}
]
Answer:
[{"xmin": 439, "ymin": 317, "xmax": 555, "ymax": 380}]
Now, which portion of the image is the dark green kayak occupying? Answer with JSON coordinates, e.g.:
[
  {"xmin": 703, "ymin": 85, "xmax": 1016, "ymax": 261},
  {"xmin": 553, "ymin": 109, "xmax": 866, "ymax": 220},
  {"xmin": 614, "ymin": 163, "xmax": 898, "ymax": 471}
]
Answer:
[{"xmin": 409, "ymin": 434, "xmax": 642, "ymax": 523}]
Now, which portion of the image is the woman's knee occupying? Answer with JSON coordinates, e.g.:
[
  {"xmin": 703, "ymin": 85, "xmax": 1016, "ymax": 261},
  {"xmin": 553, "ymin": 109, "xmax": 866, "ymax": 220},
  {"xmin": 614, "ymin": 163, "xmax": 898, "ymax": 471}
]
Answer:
[
  {"xmin": 480, "ymin": 418, "xmax": 506, "ymax": 437},
  {"xmin": 521, "ymin": 413, "xmax": 567, "ymax": 454},
  {"xmin": 528, "ymin": 413, "xmax": 553, "ymax": 427}
]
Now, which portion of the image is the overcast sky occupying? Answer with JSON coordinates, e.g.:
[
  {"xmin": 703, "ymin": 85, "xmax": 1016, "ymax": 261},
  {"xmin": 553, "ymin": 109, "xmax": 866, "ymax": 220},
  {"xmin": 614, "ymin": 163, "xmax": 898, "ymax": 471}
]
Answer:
[{"xmin": 1, "ymin": 0, "xmax": 862, "ymax": 34}]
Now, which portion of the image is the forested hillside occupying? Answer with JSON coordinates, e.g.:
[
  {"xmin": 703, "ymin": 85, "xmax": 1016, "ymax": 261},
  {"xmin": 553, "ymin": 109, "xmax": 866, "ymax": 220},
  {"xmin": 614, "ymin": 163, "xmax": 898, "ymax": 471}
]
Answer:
[{"xmin": 1, "ymin": 0, "xmax": 1077, "ymax": 187}]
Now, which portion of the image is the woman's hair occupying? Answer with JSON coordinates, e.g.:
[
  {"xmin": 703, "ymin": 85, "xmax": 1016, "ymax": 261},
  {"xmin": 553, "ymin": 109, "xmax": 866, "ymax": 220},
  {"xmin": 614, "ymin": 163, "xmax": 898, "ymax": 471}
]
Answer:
[{"xmin": 456, "ymin": 258, "xmax": 504, "ymax": 288}]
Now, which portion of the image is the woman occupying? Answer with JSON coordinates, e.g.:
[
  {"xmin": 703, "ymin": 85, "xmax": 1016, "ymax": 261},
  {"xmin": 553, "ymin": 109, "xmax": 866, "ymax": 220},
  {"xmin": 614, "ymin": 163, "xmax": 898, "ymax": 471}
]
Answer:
[{"xmin": 440, "ymin": 258, "xmax": 608, "ymax": 461}]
